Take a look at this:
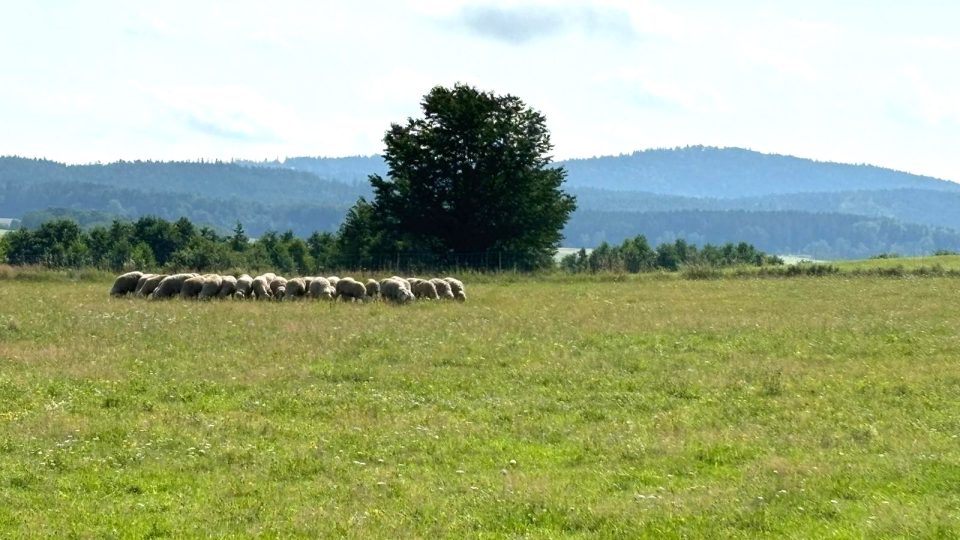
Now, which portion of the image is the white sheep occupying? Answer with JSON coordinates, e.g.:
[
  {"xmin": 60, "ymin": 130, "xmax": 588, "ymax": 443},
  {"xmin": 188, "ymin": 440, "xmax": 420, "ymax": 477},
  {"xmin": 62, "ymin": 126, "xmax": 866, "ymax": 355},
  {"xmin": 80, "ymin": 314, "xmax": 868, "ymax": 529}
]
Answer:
[
  {"xmin": 308, "ymin": 277, "xmax": 335, "ymax": 300},
  {"xmin": 444, "ymin": 277, "xmax": 467, "ymax": 302},
  {"xmin": 180, "ymin": 275, "xmax": 206, "ymax": 299},
  {"xmin": 380, "ymin": 277, "xmax": 415, "ymax": 304},
  {"xmin": 133, "ymin": 273, "xmax": 155, "ymax": 295},
  {"xmin": 217, "ymin": 275, "xmax": 238, "ymax": 298},
  {"xmin": 138, "ymin": 274, "xmax": 167, "ymax": 297},
  {"xmin": 235, "ymin": 274, "xmax": 253, "ymax": 298},
  {"xmin": 109, "ymin": 271, "xmax": 143, "ymax": 296},
  {"xmin": 431, "ymin": 278, "xmax": 455, "ymax": 300},
  {"xmin": 150, "ymin": 273, "xmax": 195, "ymax": 299},
  {"xmin": 251, "ymin": 276, "xmax": 273, "ymax": 300},
  {"xmin": 197, "ymin": 274, "xmax": 223, "ymax": 300},
  {"xmin": 412, "ymin": 279, "xmax": 439, "ymax": 300},
  {"xmin": 269, "ymin": 276, "xmax": 288, "ymax": 299},
  {"xmin": 365, "ymin": 279, "xmax": 381, "ymax": 299},
  {"xmin": 335, "ymin": 277, "xmax": 367, "ymax": 302},
  {"xmin": 283, "ymin": 277, "xmax": 308, "ymax": 300}
]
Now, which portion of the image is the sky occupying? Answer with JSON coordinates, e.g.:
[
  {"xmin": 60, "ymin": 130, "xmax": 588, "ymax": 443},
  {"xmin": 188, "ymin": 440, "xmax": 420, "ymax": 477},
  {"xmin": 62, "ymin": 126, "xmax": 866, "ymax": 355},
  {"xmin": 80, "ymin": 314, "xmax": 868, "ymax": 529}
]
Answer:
[{"xmin": 2, "ymin": 1, "xmax": 959, "ymax": 181}]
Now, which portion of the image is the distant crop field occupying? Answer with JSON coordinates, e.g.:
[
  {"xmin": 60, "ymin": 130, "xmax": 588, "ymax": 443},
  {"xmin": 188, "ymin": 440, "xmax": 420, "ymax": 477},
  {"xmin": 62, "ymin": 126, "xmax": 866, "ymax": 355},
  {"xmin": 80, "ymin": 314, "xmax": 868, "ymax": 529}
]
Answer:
[{"xmin": 1, "ymin": 272, "xmax": 959, "ymax": 536}]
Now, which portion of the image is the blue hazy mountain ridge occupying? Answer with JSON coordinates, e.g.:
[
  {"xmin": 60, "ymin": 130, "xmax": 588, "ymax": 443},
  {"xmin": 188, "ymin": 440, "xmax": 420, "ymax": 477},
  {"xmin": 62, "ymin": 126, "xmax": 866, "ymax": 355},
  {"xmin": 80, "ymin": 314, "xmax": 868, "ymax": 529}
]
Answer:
[
  {"xmin": 3, "ymin": 148, "xmax": 960, "ymax": 257},
  {"xmin": 558, "ymin": 146, "xmax": 960, "ymax": 196},
  {"xmin": 265, "ymin": 146, "xmax": 960, "ymax": 197}
]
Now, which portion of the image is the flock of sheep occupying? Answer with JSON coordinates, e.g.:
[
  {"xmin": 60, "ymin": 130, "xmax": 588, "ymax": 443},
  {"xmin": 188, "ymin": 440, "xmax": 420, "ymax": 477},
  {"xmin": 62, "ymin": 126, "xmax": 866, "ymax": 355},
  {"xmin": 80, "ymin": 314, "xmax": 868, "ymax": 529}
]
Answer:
[{"xmin": 109, "ymin": 271, "xmax": 467, "ymax": 304}]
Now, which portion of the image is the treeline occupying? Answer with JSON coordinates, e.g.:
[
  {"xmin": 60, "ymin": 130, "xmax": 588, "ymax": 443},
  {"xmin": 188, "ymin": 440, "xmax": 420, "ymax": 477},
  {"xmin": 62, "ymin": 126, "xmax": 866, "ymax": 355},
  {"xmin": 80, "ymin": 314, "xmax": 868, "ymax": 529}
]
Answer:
[
  {"xmin": 573, "ymin": 187, "xmax": 960, "ymax": 231},
  {"xmin": 0, "ymin": 216, "xmax": 780, "ymax": 274},
  {"xmin": 1, "ymin": 217, "xmax": 335, "ymax": 275},
  {"xmin": 560, "ymin": 236, "xmax": 781, "ymax": 273},
  {"xmin": 564, "ymin": 210, "xmax": 960, "ymax": 260}
]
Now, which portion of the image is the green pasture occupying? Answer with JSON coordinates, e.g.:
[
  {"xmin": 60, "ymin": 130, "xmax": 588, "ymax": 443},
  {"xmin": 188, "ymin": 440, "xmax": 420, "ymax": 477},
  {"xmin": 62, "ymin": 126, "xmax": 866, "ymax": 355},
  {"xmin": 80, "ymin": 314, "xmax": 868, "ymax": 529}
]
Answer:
[{"xmin": 0, "ymin": 269, "xmax": 958, "ymax": 537}]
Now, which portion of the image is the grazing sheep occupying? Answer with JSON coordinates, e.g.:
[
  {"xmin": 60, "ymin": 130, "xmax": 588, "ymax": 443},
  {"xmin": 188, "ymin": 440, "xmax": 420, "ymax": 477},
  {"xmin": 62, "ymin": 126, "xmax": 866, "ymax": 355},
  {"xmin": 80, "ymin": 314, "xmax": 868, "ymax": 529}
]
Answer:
[
  {"xmin": 326, "ymin": 276, "xmax": 340, "ymax": 287},
  {"xmin": 380, "ymin": 278, "xmax": 415, "ymax": 304},
  {"xmin": 235, "ymin": 274, "xmax": 253, "ymax": 298},
  {"xmin": 412, "ymin": 279, "xmax": 439, "ymax": 300},
  {"xmin": 365, "ymin": 279, "xmax": 381, "ymax": 299},
  {"xmin": 269, "ymin": 276, "xmax": 288, "ymax": 299},
  {"xmin": 197, "ymin": 274, "xmax": 223, "ymax": 300},
  {"xmin": 262, "ymin": 272, "xmax": 277, "ymax": 283},
  {"xmin": 390, "ymin": 276, "xmax": 411, "ymax": 291},
  {"xmin": 283, "ymin": 277, "xmax": 308, "ymax": 300},
  {"xmin": 308, "ymin": 277, "xmax": 335, "ymax": 300},
  {"xmin": 431, "ymin": 278, "xmax": 455, "ymax": 300},
  {"xmin": 180, "ymin": 275, "xmax": 205, "ymax": 299},
  {"xmin": 444, "ymin": 277, "xmax": 467, "ymax": 302},
  {"xmin": 217, "ymin": 275, "xmax": 238, "ymax": 298},
  {"xmin": 251, "ymin": 276, "xmax": 273, "ymax": 300},
  {"xmin": 303, "ymin": 276, "xmax": 314, "ymax": 291},
  {"xmin": 139, "ymin": 274, "xmax": 167, "ymax": 297},
  {"xmin": 150, "ymin": 273, "xmax": 194, "ymax": 299},
  {"xmin": 109, "ymin": 271, "xmax": 143, "ymax": 296},
  {"xmin": 335, "ymin": 277, "xmax": 367, "ymax": 302},
  {"xmin": 407, "ymin": 277, "xmax": 423, "ymax": 291},
  {"xmin": 133, "ymin": 273, "xmax": 155, "ymax": 295}
]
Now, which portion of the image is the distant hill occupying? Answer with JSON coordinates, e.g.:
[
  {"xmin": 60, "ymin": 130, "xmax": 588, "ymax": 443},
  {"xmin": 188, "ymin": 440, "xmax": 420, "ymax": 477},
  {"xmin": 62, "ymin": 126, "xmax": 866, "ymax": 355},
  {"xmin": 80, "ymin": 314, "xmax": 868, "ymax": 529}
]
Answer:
[
  {"xmin": 559, "ymin": 146, "xmax": 960, "ymax": 197},
  {"xmin": 265, "ymin": 147, "xmax": 960, "ymax": 198},
  {"xmin": 4, "ymin": 148, "xmax": 960, "ymax": 259}
]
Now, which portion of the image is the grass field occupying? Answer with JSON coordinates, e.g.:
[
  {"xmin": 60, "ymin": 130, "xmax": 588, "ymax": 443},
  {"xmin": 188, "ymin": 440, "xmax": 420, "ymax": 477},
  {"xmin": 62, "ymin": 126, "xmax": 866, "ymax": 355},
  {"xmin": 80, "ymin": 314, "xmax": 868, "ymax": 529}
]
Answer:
[{"xmin": 1, "ymin": 270, "xmax": 959, "ymax": 537}]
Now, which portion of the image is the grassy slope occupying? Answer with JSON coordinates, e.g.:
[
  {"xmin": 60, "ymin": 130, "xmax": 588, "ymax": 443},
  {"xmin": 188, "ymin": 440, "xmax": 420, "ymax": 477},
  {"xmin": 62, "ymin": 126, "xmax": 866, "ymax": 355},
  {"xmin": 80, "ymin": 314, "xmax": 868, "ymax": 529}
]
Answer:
[{"xmin": 1, "ymin": 276, "xmax": 959, "ymax": 537}]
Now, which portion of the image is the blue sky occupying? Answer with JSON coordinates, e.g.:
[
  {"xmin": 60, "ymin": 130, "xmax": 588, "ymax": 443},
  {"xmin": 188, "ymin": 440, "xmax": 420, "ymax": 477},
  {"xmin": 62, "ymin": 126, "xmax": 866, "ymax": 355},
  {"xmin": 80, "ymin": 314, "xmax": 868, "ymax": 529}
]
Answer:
[{"xmin": 2, "ymin": 1, "xmax": 959, "ymax": 181}]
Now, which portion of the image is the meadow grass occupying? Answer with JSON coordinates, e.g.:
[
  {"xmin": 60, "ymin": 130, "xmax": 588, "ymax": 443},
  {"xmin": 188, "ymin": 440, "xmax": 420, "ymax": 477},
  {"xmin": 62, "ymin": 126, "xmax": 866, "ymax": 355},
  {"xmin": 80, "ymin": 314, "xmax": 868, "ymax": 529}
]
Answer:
[{"xmin": 1, "ymin": 273, "xmax": 959, "ymax": 537}]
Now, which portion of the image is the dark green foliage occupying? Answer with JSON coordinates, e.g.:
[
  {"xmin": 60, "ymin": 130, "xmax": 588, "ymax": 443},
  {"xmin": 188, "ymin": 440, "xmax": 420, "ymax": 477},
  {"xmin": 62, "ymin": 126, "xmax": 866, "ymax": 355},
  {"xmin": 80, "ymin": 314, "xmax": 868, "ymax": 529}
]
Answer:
[
  {"xmin": 565, "ymin": 210, "xmax": 960, "ymax": 260},
  {"xmin": 561, "ymin": 235, "xmax": 775, "ymax": 274},
  {"xmin": 364, "ymin": 84, "xmax": 577, "ymax": 270},
  {"xmin": 4, "ymin": 220, "xmax": 89, "ymax": 268}
]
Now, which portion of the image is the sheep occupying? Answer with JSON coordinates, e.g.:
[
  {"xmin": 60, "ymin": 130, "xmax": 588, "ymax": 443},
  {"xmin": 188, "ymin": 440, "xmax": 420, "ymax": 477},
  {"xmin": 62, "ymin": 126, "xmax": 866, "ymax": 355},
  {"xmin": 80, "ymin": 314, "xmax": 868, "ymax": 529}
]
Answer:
[
  {"xmin": 250, "ymin": 276, "xmax": 273, "ymax": 300},
  {"xmin": 335, "ymin": 277, "xmax": 367, "ymax": 302},
  {"xmin": 283, "ymin": 277, "xmax": 308, "ymax": 300},
  {"xmin": 365, "ymin": 279, "xmax": 381, "ymax": 299},
  {"xmin": 138, "ymin": 274, "xmax": 167, "ymax": 297},
  {"xmin": 390, "ymin": 276, "xmax": 411, "ymax": 291},
  {"xmin": 303, "ymin": 276, "xmax": 314, "ymax": 291},
  {"xmin": 150, "ymin": 273, "xmax": 194, "ymax": 299},
  {"xmin": 412, "ymin": 279, "xmax": 439, "ymax": 300},
  {"xmin": 444, "ymin": 277, "xmax": 467, "ymax": 302},
  {"xmin": 431, "ymin": 278, "xmax": 455, "ymax": 300},
  {"xmin": 216, "ymin": 275, "xmax": 237, "ymax": 298},
  {"xmin": 133, "ymin": 273, "xmax": 155, "ymax": 295},
  {"xmin": 380, "ymin": 277, "xmax": 415, "ymax": 304},
  {"xmin": 308, "ymin": 277, "xmax": 335, "ymax": 300},
  {"xmin": 180, "ymin": 275, "xmax": 205, "ymax": 299},
  {"xmin": 109, "ymin": 271, "xmax": 143, "ymax": 296},
  {"xmin": 269, "ymin": 276, "xmax": 288, "ymax": 299},
  {"xmin": 197, "ymin": 274, "xmax": 223, "ymax": 300},
  {"xmin": 235, "ymin": 274, "xmax": 253, "ymax": 298},
  {"xmin": 326, "ymin": 276, "xmax": 340, "ymax": 287},
  {"xmin": 407, "ymin": 277, "xmax": 424, "ymax": 291},
  {"xmin": 262, "ymin": 272, "xmax": 277, "ymax": 282}
]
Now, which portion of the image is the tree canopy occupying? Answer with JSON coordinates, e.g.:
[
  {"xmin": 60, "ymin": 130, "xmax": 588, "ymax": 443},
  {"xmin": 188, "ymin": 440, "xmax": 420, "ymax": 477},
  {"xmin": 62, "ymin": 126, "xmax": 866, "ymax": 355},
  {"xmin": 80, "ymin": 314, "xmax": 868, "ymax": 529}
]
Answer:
[{"xmin": 364, "ymin": 83, "xmax": 577, "ymax": 269}]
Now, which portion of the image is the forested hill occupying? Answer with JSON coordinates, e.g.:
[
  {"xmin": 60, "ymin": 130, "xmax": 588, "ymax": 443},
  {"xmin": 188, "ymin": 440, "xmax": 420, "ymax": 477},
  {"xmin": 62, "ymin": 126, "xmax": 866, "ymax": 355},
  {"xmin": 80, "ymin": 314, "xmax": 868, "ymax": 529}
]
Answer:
[
  {"xmin": 265, "ymin": 147, "xmax": 960, "ymax": 198},
  {"xmin": 560, "ymin": 146, "xmax": 960, "ymax": 197},
  {"xmin": 0, "ymin": 157, "xmax": 370, "ymax": 206}
]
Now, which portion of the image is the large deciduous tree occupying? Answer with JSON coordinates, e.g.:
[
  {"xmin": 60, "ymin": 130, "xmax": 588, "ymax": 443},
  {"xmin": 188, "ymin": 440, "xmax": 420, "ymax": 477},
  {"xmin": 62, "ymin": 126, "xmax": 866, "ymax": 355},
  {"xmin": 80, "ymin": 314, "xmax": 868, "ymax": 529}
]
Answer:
[{"xmin": 365, "ymin": 83, "xmax": 576, "ymax": 269}]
